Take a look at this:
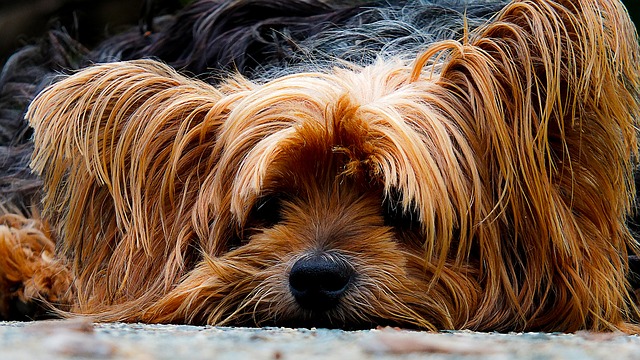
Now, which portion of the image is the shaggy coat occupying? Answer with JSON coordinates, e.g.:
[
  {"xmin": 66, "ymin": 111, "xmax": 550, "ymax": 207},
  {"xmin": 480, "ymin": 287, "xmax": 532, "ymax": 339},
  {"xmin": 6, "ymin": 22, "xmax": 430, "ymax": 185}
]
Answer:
[{"xmin": 1, "ymin": 0, "xmax": 640, "ymax": 332}]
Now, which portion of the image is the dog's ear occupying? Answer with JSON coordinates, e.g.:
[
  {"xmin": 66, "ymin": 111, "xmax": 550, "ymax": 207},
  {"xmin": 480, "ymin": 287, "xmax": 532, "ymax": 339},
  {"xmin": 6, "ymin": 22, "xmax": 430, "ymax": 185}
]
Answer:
[
  {"xmin": 26, "ymin": 60, "xmax": 241, "ymax": 311},
  {"xmin": 411, "ymin": 0, "xmax": 640, "ymax": 330}
]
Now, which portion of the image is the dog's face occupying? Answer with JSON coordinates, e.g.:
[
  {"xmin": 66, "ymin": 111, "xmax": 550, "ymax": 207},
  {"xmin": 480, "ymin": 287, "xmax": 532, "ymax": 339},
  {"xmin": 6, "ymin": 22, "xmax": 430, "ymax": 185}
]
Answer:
[{"xmin": 178, "ymin": 66, "xmax": 481, "ymax": 329}]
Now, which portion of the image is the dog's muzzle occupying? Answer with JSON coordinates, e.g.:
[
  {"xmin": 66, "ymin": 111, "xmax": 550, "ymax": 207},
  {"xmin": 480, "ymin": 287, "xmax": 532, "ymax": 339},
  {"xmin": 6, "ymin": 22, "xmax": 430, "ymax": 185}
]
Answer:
[{"xmin": 288, "ymin": 253, "xmax": 353, "ymax": 312}]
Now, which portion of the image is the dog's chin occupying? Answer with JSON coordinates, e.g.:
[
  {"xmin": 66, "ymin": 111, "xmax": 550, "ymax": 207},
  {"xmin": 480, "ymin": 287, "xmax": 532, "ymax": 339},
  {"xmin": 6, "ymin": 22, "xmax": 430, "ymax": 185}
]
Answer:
[
  {"xmin": 264, "ymin": 316, "xmax": 381, "ymax": 330},
  {"xmin": 249, "ymin": 306, "xmax": 378, "ymax": 330},
  {"xmin": 245, "ymin": 294, "xmax": 411, "ymax": 330}
]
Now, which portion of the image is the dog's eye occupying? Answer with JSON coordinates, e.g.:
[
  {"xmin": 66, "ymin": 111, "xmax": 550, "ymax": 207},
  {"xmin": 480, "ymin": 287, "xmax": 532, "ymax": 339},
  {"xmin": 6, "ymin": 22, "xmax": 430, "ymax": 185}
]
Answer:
[
  {"xmin": 250, "ymin": 195, "xmax": 283, "ymax": 228},
  {"xmin": 231, "ymin": 195, "xmax": 285, "ymax": 250},
  {"xmin": 382, "ymin": 196, "xmax": 424, "ymax": 248},
  {"xmin": 382, "ymin": 190, "xmax": 421, "ymax": 230},
  {"xmin": 383, "ymin": 203, "xmax": 421, "ymax": 231}
]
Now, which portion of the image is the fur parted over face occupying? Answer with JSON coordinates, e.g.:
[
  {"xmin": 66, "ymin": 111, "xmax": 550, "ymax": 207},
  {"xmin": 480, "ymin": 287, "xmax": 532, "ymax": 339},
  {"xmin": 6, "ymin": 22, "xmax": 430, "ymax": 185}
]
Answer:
[{"xmin": 23, "ymin": 0, "xmax": 640, "ymax": 332}]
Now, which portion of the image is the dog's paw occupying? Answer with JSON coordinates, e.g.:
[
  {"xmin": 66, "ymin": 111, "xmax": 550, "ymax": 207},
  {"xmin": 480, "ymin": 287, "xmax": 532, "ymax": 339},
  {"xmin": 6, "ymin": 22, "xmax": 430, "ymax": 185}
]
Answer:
[{"xmin": 0, "ymin": 214, "xmax": 73, "ymax": 320}]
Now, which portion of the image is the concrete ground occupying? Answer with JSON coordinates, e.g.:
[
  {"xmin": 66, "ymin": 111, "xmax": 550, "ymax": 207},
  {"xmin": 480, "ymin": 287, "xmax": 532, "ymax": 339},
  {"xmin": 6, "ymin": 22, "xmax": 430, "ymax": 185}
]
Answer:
[{"xmin": 1, "ymin": 319, "xmax": 639, "ymax": 359}]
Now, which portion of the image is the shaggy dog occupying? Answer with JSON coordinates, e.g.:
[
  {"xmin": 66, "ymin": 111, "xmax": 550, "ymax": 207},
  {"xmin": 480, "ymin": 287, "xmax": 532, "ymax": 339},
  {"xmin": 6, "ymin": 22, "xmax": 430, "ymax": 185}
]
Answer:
[{"xmin": 1, "ymin": 0, "xmax": 640, "ymax": 332}]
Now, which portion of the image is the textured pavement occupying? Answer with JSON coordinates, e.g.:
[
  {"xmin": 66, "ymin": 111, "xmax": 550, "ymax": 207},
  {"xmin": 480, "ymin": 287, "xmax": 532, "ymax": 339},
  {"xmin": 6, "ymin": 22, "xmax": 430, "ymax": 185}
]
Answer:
[{"xmin": 1, "ymin": 319, "xmax": 639, "ymax": 359}]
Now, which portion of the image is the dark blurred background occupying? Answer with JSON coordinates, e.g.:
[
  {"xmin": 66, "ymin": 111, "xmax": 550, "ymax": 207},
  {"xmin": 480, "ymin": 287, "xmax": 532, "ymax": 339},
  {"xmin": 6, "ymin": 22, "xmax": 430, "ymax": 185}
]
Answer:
[
  {"xmin": 626, "ymin": 0, "xmax": 639, "ymax": 32},
  {"xmin": 0, "ymin": 0, "xmax": 185, "ymax": 64},
  {"xmin": 0, "ymin": 0, "xmax": 639, "ymax": 64}
]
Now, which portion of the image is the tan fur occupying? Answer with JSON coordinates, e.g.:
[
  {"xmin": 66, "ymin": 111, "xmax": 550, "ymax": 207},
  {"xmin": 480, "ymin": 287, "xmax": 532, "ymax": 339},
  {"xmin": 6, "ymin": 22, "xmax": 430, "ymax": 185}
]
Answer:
[
  {"xmin": 0, "ymin": 214, "xmax": 73, "ymax": 319},
  {"xmin": 3, "ymin": 0, "xmax": 639, "ymax": 331}
]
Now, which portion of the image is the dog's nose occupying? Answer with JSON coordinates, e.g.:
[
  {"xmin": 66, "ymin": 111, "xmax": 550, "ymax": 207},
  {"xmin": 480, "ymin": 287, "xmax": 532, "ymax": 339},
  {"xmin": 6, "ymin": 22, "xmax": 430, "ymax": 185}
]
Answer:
[{"xmin": 289, "ymin": 254, "xmax": 352, "ymax": 311}]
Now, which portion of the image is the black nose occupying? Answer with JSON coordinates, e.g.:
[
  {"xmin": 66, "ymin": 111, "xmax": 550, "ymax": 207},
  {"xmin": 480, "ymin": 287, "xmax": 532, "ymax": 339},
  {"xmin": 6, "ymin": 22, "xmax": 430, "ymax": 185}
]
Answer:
[{"xmin": 289, "ymin": 254, "xmax": 353, "ymax": 312}]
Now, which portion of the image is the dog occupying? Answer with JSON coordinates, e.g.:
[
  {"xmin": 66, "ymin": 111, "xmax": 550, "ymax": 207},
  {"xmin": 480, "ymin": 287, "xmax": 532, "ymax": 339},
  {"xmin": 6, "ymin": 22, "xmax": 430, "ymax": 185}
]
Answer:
[{"xmin": 1, "ymin": 0, "xmax": 639, "ymax": 333}]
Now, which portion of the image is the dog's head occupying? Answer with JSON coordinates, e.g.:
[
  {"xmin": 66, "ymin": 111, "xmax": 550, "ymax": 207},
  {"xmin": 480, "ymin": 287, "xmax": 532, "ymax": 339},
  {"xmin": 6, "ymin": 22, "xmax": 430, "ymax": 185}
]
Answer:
[
  {"xmin": 199, "ymin": 64, "xmax": 483, "ymax": 329},
  {"xmin": 27, "ymin": 0, "xmax": 640, "ymax": 331}
]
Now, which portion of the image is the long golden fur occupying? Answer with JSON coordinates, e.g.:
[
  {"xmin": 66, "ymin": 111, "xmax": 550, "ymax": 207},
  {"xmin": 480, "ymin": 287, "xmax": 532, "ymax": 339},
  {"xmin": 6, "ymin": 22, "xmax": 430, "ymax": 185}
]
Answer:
[
  {"xmin": 1, "ymin": 0, "xmax": 639, "ymax": 332},
  {"xmin": 0, "ymin": 214, "xmax": 72, "ymax": 319}
]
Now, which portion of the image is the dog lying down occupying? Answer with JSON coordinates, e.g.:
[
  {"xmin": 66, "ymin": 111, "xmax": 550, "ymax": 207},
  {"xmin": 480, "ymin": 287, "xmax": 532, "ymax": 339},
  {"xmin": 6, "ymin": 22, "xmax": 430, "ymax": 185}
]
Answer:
[{"xmin": 1, "ymin": 0, "xmax": 640, "ymax": 333}]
